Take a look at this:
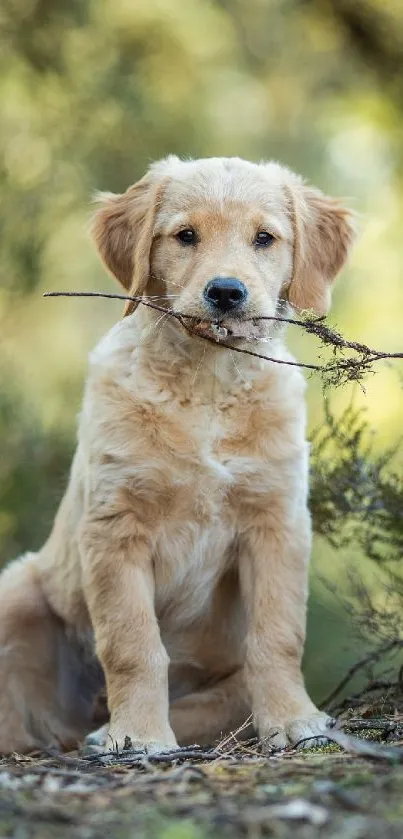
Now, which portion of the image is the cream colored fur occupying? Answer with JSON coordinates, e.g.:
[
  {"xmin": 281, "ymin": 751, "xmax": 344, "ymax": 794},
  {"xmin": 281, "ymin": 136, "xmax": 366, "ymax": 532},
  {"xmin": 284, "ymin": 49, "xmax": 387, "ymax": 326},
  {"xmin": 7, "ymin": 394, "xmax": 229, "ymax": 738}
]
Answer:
[{"xmin": 0, "ymin": 156, "xmax": 355, "ymax": 754}]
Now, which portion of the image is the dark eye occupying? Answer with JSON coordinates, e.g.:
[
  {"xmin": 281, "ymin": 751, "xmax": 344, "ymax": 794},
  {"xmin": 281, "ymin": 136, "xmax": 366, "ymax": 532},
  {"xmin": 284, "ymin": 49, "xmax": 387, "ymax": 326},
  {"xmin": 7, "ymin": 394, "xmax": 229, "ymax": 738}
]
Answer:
[
  {"xmin": 254, "ymin": 230, "xmax": 275, "ymax": 247},
  {"xmin": 176, "ymin": 228, "xmax": 197, "ymax": 245}
]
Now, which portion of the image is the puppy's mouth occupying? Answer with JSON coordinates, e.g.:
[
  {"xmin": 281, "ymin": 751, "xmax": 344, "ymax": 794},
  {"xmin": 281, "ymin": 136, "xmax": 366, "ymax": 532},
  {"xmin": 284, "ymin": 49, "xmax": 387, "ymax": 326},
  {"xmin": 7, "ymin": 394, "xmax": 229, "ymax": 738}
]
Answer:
[{"xmin": 188, "ymin": 317, "xmax": 266, "ymax": 344}]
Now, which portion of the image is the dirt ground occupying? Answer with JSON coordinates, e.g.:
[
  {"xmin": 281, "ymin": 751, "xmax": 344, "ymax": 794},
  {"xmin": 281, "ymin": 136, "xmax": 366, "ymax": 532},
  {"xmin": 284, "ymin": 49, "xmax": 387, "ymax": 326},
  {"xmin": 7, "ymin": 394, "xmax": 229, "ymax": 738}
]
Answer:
[{"xmin": 1, "ymin": 717, "xmax": 403, "ymax": 839}]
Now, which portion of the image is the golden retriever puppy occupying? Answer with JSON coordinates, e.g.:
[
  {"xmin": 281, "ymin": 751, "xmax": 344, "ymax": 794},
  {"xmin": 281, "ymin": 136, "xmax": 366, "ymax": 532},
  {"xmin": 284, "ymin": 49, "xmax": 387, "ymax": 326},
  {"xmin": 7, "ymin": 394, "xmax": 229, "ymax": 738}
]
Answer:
[{"xmin": 0, "ymin": 156, "xmax": 355, "ymax": 755}]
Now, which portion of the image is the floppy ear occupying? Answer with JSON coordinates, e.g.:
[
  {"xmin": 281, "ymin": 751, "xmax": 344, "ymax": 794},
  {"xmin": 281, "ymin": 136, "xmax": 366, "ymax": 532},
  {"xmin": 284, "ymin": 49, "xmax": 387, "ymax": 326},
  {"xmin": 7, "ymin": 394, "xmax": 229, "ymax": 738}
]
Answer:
[
  {"xmin": 92, "ymin": 175, "xmax": 164, "ymax": 316},
  {"xmin": 285, "ymin": 183, "xmax": 356, "ymax": 315}
]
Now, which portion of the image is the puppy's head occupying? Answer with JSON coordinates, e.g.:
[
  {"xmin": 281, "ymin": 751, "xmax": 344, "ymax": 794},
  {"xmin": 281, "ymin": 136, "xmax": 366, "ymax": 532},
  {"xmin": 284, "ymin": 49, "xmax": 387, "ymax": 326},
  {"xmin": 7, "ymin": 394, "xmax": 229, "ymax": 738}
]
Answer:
[{"xmin": 92, "ymin": 157, "xmax": 356, "ymax": 339}]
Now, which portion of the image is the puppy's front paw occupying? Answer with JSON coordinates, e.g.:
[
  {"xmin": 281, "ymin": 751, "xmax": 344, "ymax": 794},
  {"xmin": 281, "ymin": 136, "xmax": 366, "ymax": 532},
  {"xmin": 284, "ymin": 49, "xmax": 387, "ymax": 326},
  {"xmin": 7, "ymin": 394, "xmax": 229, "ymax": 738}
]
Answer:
[
  {"xmin": 260, "ymin": 711, "xmax": 335, "ymax": 753},
  {"xmin": 287, "ymin": 711, "xmax": 335, "ymax": 748},
  {"xmin": 81, "ymin": 722, "xmax": 179, "ymax": 756}
]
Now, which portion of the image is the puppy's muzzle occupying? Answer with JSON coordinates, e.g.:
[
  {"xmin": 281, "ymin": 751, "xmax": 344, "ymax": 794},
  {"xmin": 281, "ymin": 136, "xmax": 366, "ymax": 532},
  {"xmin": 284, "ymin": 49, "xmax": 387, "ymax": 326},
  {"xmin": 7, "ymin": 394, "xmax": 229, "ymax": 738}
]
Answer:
[{"xmin": 203, "ymin": 277, "xmax": 248, "ymax": 315}]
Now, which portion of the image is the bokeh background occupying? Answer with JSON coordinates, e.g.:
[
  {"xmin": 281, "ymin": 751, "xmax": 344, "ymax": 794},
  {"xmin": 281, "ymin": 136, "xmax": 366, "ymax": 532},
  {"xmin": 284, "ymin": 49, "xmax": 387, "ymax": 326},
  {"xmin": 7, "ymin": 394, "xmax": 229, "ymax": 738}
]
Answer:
[{"xmin": 1, "ymin": 0, "xmax": 402, "ymax": 701}]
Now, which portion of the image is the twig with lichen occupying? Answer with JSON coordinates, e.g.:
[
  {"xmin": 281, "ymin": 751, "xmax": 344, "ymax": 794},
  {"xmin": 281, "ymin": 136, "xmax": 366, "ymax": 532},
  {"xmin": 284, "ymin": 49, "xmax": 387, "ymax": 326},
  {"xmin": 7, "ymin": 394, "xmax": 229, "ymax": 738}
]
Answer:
[{"xmin": 43, "ymin": 290, "xmax": 403, "ymax": 387}]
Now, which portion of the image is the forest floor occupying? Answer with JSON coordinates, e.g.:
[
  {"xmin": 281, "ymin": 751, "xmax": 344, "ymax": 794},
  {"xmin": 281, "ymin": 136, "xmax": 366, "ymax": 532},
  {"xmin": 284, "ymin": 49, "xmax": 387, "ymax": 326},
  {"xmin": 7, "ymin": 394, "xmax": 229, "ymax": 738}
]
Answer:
[{"xmin": 1, "ymin": 708, "xmax": 403, "ymax": 839}]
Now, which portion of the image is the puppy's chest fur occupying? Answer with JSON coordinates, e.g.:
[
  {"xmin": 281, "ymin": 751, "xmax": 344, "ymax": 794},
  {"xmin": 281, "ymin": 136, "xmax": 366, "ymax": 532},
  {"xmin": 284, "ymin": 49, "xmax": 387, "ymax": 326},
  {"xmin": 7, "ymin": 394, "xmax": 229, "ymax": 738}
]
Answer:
[
  {"xmin": 98, "ymin": 372, "xmax": 304, "ymax": 626},
  {"xmin": 116, "ymin": 378, "xmax": 290, "ymax": 518},
  {"xmin": 152, "ymin": 402, "xmax": 251, "ymax": 618}
]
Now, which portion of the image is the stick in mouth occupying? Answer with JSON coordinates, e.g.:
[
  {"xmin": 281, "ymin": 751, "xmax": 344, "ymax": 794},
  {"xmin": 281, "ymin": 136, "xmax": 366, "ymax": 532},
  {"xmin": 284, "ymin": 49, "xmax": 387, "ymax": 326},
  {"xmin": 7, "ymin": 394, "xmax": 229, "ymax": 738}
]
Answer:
[{"xmin": 191, "ymin": 319, "xmax": 266, "ymax": 343}]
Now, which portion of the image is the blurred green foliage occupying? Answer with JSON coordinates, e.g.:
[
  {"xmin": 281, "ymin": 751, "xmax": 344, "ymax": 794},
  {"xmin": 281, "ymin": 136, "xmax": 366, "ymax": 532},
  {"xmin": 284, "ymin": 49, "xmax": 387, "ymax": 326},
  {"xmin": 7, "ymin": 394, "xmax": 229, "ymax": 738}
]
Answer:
[{"xmin": 0, "ymin": 0, "xmax": 402, "ymax": 697}]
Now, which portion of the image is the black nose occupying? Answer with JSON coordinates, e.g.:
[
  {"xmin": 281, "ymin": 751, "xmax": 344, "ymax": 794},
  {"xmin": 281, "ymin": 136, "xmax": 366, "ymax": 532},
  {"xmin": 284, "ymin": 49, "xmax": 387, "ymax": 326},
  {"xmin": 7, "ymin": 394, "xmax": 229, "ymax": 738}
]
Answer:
[{"xmin": 203, "ymin": 277, "xmax": 248, "ymax": 313}]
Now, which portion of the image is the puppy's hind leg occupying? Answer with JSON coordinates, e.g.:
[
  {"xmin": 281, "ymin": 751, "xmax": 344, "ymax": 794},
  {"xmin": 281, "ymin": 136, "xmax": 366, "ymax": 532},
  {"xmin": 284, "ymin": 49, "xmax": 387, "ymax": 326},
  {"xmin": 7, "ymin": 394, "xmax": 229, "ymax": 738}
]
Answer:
[
  {"xmin": 170, "ymin": 670, "xmax": 253, "ymax": 747},
  {"xmin": 0, "ymin": 553, "xmax": 98, "ymax": 754}
]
